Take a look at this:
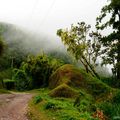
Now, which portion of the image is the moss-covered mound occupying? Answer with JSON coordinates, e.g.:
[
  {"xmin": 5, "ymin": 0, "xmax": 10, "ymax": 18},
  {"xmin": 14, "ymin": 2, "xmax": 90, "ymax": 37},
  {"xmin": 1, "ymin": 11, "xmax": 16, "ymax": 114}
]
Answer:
[
  {"xmin": 49, "ymin": 64, "xmax": 112, "ymax": 97},
  {"xmin": 49, "ymin": 84, "xmax": 78, "ymax": 98},
  {"xmin": 49, "ymin": 64, "xmax": 83, "ymax": 89}
]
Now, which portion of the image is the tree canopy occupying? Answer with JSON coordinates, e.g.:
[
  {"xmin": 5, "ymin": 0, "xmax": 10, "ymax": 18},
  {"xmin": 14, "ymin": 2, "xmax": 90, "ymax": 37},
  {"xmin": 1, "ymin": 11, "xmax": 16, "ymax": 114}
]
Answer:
[
  {"xmin": 57, "ymin": 22, "xmax": 101, "ymax": 79},
  {"xmin": 96, "ymin": 0, "xmax": 120, "ymax": 81}
]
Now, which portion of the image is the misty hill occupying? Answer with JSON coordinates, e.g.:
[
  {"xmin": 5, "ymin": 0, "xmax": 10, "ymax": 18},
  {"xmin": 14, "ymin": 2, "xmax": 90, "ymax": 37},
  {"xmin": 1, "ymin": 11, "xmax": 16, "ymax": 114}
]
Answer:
[
  {"xmin": 0, "ymin": 22, "xmax": 65, "ymax": 54},
  {"xmin": 0, "ymin": 22, "xmax": 73, "ymax": 70}
]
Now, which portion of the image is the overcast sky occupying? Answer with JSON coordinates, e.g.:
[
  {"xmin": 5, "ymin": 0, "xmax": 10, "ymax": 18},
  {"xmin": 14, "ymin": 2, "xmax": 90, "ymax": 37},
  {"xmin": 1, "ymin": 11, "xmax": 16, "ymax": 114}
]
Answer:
[{"xmin": 0, "ymin": 0, "xmax": 108, "ymax": 36}]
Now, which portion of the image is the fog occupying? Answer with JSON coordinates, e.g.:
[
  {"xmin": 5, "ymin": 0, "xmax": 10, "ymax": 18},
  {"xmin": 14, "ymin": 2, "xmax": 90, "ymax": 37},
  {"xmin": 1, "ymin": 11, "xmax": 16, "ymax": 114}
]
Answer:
[
  {"xmin": 0, "ymin": 0, "xmax": 112, "ymax": 74},
  {"xmin": 0, "ymin": 0, "xmax": 108, "ymax": 53},
  {"xmin": 0, "ymin": 0, "xmax": 107, "ymax": 36}
]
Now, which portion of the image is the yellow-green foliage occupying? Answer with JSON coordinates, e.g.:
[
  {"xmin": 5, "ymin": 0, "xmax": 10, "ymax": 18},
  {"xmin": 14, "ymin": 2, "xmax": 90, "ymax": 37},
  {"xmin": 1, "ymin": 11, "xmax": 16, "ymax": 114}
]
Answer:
[
  {"xmin": 49, "ymin": 84, "xmax": 78, "ymax": 98},
  {"xmin": 49, "ymin": 64, "xmax": 111, "ymax": 98}
]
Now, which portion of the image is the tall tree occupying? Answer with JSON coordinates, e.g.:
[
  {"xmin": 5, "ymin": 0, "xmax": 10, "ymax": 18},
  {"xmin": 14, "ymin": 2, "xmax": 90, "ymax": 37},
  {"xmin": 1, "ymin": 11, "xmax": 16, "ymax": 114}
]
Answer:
[
  {"xmin": 96, "ymin": 0, "xmax": 120, "ymax": 80},
  {"xmin": 57, "ymin": 22, "xmax": 101, "ymax": 79}
]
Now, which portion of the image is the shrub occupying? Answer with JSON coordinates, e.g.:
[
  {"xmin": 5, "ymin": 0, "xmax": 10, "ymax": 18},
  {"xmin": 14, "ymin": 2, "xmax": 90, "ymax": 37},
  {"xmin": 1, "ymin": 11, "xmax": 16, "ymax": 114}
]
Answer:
[
  {"xmin": 44, "ymin": 102, "xmax": 56, "ymax": 110},
  {"xmin": 33, "ymin": 95, "xmax": 42, "ymax": 104},
  {"xmin": 13, "ymin": 54, "xmax": 64, "ymax": 90},
  {"xmin": 13, "ymin": 69, "xmax": 31, "ymax": 91},
  {"xmin": 21, "ymin": 54, "xmax": 53, "ymax": 88}
]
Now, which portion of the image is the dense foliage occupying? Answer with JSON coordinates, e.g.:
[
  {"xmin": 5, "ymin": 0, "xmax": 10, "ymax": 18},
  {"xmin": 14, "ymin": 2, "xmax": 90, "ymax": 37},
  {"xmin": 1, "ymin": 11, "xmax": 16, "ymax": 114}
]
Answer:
[
  {"xmin": 0, "ymin": 1, "xmax": 120, "ymax": 119},
  {"xmin": 96, "ymin": 0, "xmax": 120, "ymax": 81},
  {"xmin": 13, "ymin": 54, "xmax": 64, "ymax": 91}
]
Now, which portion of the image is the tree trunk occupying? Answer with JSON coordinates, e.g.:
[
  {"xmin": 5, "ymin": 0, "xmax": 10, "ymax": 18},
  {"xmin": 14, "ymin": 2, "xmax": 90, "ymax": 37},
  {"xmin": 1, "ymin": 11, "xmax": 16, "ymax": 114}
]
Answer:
[
  {"xmin": 80, "ymin": 58, "xmax": 95, "ymax": 76},
  {"xmin": 81, "ymin": 55, "xmax": 100, "ymax": 79}
]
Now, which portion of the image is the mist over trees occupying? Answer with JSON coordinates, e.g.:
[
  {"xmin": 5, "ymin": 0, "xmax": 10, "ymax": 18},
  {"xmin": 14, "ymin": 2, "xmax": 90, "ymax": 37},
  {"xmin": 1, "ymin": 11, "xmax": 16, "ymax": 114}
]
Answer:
[{"xmin": 0, "ymin": 22, "xmax": 73, "ymax": 69}]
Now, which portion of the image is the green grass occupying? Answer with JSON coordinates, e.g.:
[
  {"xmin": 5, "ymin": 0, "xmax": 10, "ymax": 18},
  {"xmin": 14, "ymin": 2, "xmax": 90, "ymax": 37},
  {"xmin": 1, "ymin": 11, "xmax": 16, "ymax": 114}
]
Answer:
[
  {"xmin": 28, "ymin": 88, "xmax": 120, "ymax": 120},
  {"xmin": 28, "ymin": 88, "xmax": 97, "ymax": 120}
]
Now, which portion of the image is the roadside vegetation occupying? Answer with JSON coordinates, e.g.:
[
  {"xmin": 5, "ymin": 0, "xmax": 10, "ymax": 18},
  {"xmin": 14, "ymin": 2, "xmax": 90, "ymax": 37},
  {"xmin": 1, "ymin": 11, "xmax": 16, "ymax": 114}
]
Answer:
[{"xmin": 0, "ymin": 0, "xmax": 120, "ymax": 119}]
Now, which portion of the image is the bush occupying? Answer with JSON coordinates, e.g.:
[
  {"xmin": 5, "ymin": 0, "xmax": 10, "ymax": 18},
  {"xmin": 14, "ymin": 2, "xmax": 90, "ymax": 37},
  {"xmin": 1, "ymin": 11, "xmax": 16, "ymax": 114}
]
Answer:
[
  {"xmin": 44, "ymin": 102, "xmax": 56, "ymax": 110},
  {"xmin": 33, "ymin": 95, "xmax": 42, "ymax": 104},
  {"xmin": 13, "ymin": 69, "xmax": 31, "ymax": 91},
  {"xmin": 13, "ymin": 54, "xmax": 64, "ymax": 90},
  {"xmin": 21, "ymin": 54, "xmax": 53, "ymax": 88}
]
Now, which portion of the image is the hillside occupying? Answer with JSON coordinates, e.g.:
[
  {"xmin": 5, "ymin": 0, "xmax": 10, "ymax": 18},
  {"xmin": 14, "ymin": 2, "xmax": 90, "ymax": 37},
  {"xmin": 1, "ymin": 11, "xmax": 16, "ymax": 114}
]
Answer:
[
  {"xmin": 28, "ymin": 64, "xmax": 120, "ymax": 120},
  {"xmin": 0, "ymin": 22, "xmax": 64, "ymax": 54}
]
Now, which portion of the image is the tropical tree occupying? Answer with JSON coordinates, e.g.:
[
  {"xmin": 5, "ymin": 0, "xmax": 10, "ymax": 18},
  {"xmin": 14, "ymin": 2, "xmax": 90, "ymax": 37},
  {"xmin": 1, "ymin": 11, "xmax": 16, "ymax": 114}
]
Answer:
[
  {"xmin": 96, "ymin": 0, "xmax": 120, "ymax": 80},
  {"xmin": 57, "ymin": 22, "xmax": 101, "ymax": 79}
]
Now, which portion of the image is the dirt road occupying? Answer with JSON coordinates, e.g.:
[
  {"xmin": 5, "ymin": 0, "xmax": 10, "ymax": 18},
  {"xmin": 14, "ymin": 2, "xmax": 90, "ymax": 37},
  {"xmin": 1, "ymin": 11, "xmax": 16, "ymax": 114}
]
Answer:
[{"xmin": 0, "ymin": 92, "xmax": 33, "ymax": 120}]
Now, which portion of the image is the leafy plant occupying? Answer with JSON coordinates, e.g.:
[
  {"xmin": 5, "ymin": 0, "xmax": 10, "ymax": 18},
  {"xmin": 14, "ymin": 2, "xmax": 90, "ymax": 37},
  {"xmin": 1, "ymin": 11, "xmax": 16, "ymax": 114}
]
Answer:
[
  {"xmin": 34, "ymin": 95, "xmax": 42, "ymax": 104},
  {"xmin": 13, "ymin": 69, "xmax": 31, "ymax": 91},
  {"xmin": 44, "ymin": 101, "xmax": 56, "ymax": 110}
]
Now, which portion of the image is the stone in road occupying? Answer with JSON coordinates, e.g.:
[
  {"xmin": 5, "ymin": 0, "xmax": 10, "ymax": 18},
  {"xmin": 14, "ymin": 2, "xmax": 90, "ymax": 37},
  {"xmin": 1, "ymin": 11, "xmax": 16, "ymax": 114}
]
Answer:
[{"xmin": 0, "ymin": 92, "xmax": 33, "ymax": 120}]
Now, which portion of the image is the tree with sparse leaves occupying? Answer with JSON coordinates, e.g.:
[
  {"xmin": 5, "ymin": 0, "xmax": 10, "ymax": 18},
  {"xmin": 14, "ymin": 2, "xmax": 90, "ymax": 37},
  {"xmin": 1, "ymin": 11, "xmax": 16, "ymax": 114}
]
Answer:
[
  {"xmin": 57, "ymin": 22, "xmax": 101, "ymax": 79},
  {"xmin": 96, "ymin": 0, "xmax": 120, "ymax": 81}
]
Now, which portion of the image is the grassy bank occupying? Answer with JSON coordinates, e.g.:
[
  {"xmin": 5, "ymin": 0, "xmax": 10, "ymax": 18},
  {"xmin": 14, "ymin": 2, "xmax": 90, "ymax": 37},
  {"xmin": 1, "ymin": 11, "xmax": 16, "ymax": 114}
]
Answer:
[{"xmin": 28, "ymin": 89, "xmax": 97, "ymax": 120}]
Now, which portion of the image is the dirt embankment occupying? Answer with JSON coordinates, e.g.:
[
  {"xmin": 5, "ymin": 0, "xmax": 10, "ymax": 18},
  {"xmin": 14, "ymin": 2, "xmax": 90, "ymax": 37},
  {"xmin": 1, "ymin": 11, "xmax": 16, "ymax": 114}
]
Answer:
[{"xmin": 0, "ymin": 92, "xmax": 33, "ymax": 120}]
